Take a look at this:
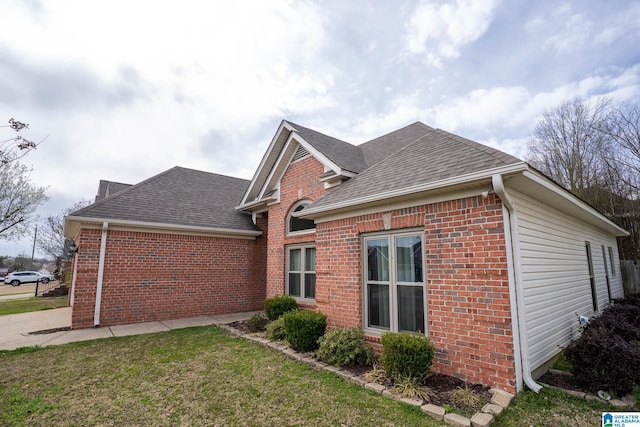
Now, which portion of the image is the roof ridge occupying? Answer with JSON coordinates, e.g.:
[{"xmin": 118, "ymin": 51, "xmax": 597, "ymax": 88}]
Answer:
[
  {"xmin": 432, "ymin": 128, "xmax": 521, "ymax": 162},
  {"xmin": 72, "ymin": 166, "xmax": 184, "ymax": 216},
  {"xmin": 357, "ymin": 122, "xmax": 435, "ymax": 171}
]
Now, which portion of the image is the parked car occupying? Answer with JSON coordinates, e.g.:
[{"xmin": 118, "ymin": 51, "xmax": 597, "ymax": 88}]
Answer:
[{"xmin": 3, "ymin": 271, "xmax": 54, "ymax": 286}]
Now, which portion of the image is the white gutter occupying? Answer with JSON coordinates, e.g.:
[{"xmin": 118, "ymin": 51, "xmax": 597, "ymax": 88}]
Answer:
[
  {"xmin": 301, "ymin": 163, "xmax": 528, "ymax": 217},
  {"xmin": 94, "ymin": 221, "xmax": 108, "ymax": 327},
  {"xmin": 64, "ymin": 216, "xmax": 262, "ymax": 240},
  {"xmin": 492, "ymin": 174, "xmax": 542, "ymax": 393}
]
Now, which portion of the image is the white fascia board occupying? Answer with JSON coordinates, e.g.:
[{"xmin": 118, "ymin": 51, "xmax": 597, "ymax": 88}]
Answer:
[
  {"xmin": 299, "ymin": 187, "xmax": 489, "ymax": 223},
  {"xmin": 256, "ymin": 132, "xmax": 344, "ymax": 204},
  {"xmin": 239, "ymin": 121, "xmax": 294, "ymax": 206},
  {"xmin": 64, "ymin": 216, "xmax": 262, "ymax": 239},
  {"xmin": 302, "ymin": 162, "xmax": 529, "ymax": 217},
  {"xmin": 520, "ymin": 169, "xmax": 629, "ymax": 236},
  {"xmin": 257, "ymin": 133, "xmax": 298, "ymax": 201}
]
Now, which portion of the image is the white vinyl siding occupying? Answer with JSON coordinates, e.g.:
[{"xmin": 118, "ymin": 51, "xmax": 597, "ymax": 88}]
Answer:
[{"xmin": 509, "ymin": 189, "xmax": 623, "ymax": 371}]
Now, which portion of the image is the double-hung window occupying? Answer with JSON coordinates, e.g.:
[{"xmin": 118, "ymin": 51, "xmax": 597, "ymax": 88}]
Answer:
[
  {"xmin": 364, "ymin": 231, "xmax": 426, "ymax": 334},
  {"xmin": 287, "ymin": 245, "xmax": 316, "ymax": 300}
]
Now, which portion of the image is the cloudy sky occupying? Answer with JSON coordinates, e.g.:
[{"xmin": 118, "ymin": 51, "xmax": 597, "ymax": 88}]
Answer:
[{"xmin": 1, "ymin": 0, "xmax": 639, "ymax": 257}]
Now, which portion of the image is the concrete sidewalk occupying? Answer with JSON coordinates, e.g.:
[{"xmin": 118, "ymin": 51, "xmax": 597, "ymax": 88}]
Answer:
[{"xmin": 0, "ymin": 308, "xmax": 260, "ymax": 351}]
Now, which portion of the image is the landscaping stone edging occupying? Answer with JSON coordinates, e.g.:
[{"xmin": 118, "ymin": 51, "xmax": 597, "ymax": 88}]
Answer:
[
  {"xmin": 542, "ymin": 369, "xmax": 637, "ymax": 409},
  {"xmin": 234, "ymin": 329, "xmax": 516, "ymax": 426}
]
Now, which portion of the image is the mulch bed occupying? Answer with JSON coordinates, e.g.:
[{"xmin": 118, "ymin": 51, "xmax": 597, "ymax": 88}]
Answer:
[
  {"xmin": 538, "ymin": 371, "xmax": 584, "ymax": 392},
  {"xmin": 226, "ymin": 320, "xmax": 491, "ymax": 414}
]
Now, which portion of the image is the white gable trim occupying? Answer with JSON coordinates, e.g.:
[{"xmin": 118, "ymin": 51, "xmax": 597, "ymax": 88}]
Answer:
[
  {"xmin": 237, "ymin": 122, "xmax": 350, "ymax": 211},
  {"xmin": 239, "ymin": 121, "xmax": 294, "ymax": 207}
]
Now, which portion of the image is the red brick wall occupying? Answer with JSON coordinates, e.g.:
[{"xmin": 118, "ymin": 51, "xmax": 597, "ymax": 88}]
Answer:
[
  {"xmin": 314, "ymin": 195, "xmax": 516, "ymax": 393},
  {"xmin": 265, "ymin": 155, "xmax": 328, "ymax": 304},
  {"xmin": 264, "ymin": 153, "xmax": 515, "ymax": 391},
  {"xmin": 71, "ymin": 227, "xmax": 267, "ymax": 329}
]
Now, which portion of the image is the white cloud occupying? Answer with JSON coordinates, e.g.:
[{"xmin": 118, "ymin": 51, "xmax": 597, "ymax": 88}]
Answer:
[
  {"xmin": 543, "ymin": 12, "xmax": 593, "ymax": 52},
  {"xmin": 404, "ymin": 0, "xmax": 501, "ymax": 66}
]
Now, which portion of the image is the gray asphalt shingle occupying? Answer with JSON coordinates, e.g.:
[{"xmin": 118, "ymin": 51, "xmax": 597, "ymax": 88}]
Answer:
[
  {"xmin": 286, "ymin": 121, "xmax": 368, "ymax": 173},
  {"xmin": 306, "ymin": 125, "xmax": 522, "ymax": 211},
  {"xmin": 71, "ymin": 167, "xmax": 258, "ymax": 232}
]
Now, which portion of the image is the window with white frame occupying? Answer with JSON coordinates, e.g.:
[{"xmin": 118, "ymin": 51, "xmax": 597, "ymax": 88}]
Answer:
[
  {"xmin": 287, "ymin": 201, "xmax": 316, "ymax": 234},
  {"xmin": 287, "ymin": 245, "xmax": 316, "ymax": 300},
  {"xmin": 602, "ymin": 245, "xmax": 612, "ymax": 302},
  {"xmin": 363, "ymin": 231, "xmax": 426, "ymax": 334},
  {"xmin": 585, "ymin": 241, "xmax": 598, "ymax": 312},
  {"xmin": 608, "ymin": 246, "xmax": 616, "ymax": 277}
]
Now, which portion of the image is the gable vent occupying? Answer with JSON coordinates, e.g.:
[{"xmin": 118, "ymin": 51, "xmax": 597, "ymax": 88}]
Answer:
[{"xmin": 292, "ymin": 146, "xmax": 310, "ymax": 162}]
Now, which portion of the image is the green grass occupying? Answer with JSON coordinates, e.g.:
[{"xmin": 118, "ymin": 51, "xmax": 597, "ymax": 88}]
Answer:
[
  {"xmin": 551, "ymin": 352, "xmax": 573, "ymax": 372},
  {"xmin": 0, "ymin": 326, "xmax": 435, "ymax": 426},
  {"xmin": 0, "ymin": 326, "xmax": 626, "ymax": 426},
  {"xmin": 494, "ymin": 386, "xmax": 613, "ymax": 427},
  {"xmin": 0, "ymin": 296, "xmax": 68, "ymax": 316}
]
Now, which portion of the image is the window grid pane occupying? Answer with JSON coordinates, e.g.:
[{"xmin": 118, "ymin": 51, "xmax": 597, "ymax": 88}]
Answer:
[
  {"xmin": 367, "ymin": 239, "xmax": 389, "ymax": 282},
  {"xmin": 397, "ymin": 285, "xmax": 425, "ymax": 333},
  {"xmin": 289, "ymin": 273, "xmax": 301, "ymax": 297},
  {"xmin": 368, "ymin": 284, "xmax": 390, "ymax": 329},
  {"xmin": 289, "ymin": 249, "xmax": 301, "ymax": 271}
]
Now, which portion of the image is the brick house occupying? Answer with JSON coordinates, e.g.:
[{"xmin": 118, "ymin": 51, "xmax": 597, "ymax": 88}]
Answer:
[{"xmin": 64, "ymin": 120, "xmax": 627, "ymax": 393}]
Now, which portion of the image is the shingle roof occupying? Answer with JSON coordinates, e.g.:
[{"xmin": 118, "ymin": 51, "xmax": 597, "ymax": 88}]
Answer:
[
  {"xmin": 306, "ymin": 125, "xmax": 522, "ymax": 211},
  {"xmin": 71, "ymin": 167, "xmax": 258, "ymax": 232},
  {"xmin": 359, "ymin": 122, "xmax": 436, "ymax": 167},
  {"xmin": 95, "ymin": 180, "xmax": 132, "ymax": 202},
  {"xmin": 286, "ymin": 121, "xmax": 368, "ymax": 173}
]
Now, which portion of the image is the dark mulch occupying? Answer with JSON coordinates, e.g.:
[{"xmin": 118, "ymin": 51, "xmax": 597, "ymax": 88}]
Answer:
[
  {"xmin": 227, "ymin": 320, "xmax": 252, "ymax": 334},
  {"xmin": 426, "ymin": 373, "xmax": 492, "ymax": 409},
  {"xmin": 538, "ymin": 371, "xmax": 585, "ymax": 392},
  {"xmin": 225, "ymin": 320, "xmax": 492, "ymax": 414}
]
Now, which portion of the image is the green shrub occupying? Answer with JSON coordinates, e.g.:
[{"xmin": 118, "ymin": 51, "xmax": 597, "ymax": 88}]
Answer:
[
  {"xmin": 264, "ymin": 295, "xmax": 298, "ymax": 321},
  {"xmin": 245, "ymin": 313, "xmax": 268, "ymax": 332},
  {"xmin": 266, "ymin": 316, "xmax": 286, "ymax": 341},
  {"xmin": 283, "ymin": 311, "xmax": 327, "ymax": 352},
  {"xmin": 381, "ymin": 332, "xmax": 434, "ymax": 382},
  {"xmin": 316, "ymin": 327, "xmax": 375, "ymax": 367}
]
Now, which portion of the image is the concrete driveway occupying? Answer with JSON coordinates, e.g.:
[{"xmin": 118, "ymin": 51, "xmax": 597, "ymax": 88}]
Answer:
[{"xmin": 0, "ymin": 307, "xmax": 72, "ymax": 350}]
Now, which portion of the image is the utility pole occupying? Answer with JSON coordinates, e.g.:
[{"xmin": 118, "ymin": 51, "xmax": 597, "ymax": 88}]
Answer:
[{"xmin": 31, "ymin": 225, "xmax": 37, "ymax": 268}]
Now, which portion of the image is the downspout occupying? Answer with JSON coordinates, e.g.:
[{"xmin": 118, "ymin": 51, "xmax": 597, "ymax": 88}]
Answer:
[
  {"xmin": 70, "ymin": 250, "xmax": 78, "ymax": 306},
  {"xmin": 492, "ymin": 174, "xmax": 542, "ymax": 393},
  {"xmin": 94, "ymin": 222, "xmax": 108, "ymax": 327}
]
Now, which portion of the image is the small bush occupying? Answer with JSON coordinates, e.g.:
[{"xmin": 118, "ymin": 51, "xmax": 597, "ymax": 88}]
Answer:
[
  {"xmin": 365, "ymin": 363, "xmax": 389, "ymax": 386},
  {"xmin": 245, "ymin": 314, "xmax": 268, "ymax": 332},
  {"xmin": 451, "ymin": 385, "xmax": 483, "ymax": 409},
  {"xmin": 283, "ymin": 311, "xmax": 327, "ymax": 352},
  {"xmin": 391, "ymin": 376, "xmax": 436, "ymax": 402},
  {"xmin": 264, "ymin": 295, "xmax": 298, "ymax": 321},
  {"xmin": 565, "ymin": 299, "xmax": 640, "ymax": 396},
  {"xmin": 266, "ymin": 316, "xmax": 286, "ymax": 341},
  {"xmin": 381, "ymin": 332, "xmax": 434, "ymax": 382},
  {"xmin": 316, "ymin": 327, "xmax": 375, "ymax": 367}
]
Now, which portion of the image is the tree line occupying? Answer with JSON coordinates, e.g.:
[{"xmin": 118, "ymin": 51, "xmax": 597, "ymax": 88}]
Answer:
[{"xmin": 526, "ymin": 97, "xmax": 640, "ymax": 259}]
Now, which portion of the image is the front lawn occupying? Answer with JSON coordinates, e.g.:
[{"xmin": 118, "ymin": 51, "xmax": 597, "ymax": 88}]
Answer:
[
  {"xmin": 0, "ymin": 325, "xmax": 619, "ymax": 426},
  {"xmin": 0, "ymin": 326, "xmax": 432, "ymax": 426},
  {"xmin": 0, "ymin": 296, "xmax": 68, "ymax": 316}
]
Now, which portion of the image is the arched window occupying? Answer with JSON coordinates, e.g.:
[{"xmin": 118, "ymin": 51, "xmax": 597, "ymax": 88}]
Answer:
[{"xmin": 287, "ymin": 201, "xmax": 315, "ymax": 234}]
